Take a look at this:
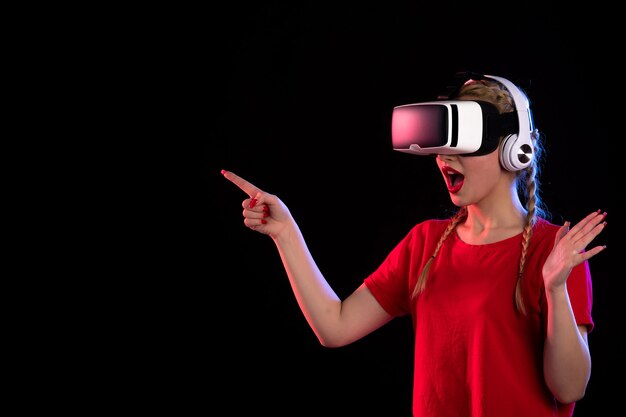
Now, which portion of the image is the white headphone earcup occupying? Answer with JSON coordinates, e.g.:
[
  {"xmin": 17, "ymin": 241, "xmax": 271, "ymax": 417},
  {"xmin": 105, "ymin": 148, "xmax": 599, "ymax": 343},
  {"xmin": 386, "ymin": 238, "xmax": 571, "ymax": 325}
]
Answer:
[{"xmin": 500, "ymin": 134, "xmax": 533, "ymax": 171}]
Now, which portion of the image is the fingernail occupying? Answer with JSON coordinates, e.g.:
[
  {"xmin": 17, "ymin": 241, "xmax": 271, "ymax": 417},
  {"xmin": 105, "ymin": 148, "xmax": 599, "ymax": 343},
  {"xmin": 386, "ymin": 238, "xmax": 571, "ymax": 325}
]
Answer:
[
  {"xmin": 249, "ymin": 198, "xmax": 257, "ymax": 208},
  {"xmin": 221, "ymin": 169, "xmax": 226, "ymax": 175},
  {"xmin": 261, "ymin": 219, "xmax": 267, "ymax": 224}
]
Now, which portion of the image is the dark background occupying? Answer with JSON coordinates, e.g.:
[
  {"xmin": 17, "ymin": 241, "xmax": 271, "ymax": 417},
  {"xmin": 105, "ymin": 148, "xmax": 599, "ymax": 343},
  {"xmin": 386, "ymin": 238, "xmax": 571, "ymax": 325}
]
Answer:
[{"xmin": 124, "ymin": 3, "xmax": 621, "ymax": 416}]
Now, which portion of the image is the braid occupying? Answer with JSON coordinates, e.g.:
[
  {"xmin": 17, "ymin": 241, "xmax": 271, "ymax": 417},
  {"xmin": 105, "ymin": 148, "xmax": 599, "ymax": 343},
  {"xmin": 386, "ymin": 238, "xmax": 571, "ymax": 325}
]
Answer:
[
  {"xmin": 516, "ymin": 181, "xmax": 534, "ymax": 315},
  {"xmin": 515, "ymin": 133, "xmax": 547, "ymax": 315},
  {"xmin": 412, "ymin": 207, "xmax": 468, "ymax": 299}
]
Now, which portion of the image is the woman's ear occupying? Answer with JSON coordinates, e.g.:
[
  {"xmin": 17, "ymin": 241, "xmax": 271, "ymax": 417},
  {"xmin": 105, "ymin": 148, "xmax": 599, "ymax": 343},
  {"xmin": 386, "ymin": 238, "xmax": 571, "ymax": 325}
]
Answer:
[{"xmin": 531, "ymin": 129, "xmax": 540, "ymax": 141}]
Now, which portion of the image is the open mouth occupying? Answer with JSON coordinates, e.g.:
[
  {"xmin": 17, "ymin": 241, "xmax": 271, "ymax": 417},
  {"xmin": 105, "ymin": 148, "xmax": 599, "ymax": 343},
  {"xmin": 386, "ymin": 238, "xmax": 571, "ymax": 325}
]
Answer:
[{"xmin": 442, "ymin": 166, "xmax": 465, "ymax": 193}]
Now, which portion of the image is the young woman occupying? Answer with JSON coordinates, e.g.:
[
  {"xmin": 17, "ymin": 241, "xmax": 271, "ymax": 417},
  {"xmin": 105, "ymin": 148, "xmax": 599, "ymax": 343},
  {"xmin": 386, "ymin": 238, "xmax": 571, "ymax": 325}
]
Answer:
[{"xmin": 221, "ymin": 74, "xmax": 607, "ymax": 416}]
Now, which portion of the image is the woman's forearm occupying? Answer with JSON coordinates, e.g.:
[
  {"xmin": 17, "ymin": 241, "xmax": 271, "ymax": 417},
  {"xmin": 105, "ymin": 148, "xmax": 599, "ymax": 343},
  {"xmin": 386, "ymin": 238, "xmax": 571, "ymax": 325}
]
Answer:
[{"xmin": 543, "ymin": 284, "xmax": 591, "ymax": 404}]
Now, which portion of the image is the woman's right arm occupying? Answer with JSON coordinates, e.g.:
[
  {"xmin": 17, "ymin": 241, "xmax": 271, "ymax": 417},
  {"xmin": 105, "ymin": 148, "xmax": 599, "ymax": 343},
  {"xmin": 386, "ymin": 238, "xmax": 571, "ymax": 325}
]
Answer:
[{"xmin": 222, "ymin": 170, "xmax": 392, "ymax": 347}]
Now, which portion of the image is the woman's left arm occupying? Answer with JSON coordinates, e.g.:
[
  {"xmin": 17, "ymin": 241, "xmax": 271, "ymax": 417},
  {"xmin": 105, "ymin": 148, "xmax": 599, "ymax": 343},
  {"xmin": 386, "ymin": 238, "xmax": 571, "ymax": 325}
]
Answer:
[{"xmin": 542, "ymin": 210, "xmax": 607, "ymax": 404}]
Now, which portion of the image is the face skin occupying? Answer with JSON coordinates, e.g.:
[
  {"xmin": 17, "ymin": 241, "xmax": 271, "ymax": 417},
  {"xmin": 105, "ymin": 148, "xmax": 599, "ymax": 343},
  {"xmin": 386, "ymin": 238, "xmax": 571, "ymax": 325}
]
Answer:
[
  {"xmin": 436, "ymin": 149, "xmax": 505, "ymax": 206},
  {"xmin": 436, "ymin": 144, "xmax": 527, "ymax": 238}
]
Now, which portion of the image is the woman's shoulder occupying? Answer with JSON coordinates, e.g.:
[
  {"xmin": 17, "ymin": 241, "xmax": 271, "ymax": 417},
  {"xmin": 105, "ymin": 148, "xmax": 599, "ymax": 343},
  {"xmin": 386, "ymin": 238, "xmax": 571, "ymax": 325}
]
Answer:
[
  {"xmin": 533, "ymin": 217, "xmax": 561, "ymax": 233},
  {"xmin": 532, "ymin": 217, "xmax": 562, "ymax": 245},
  {"xmin": 407, "ymin": 218, "xmax": 451, "ymax": 238},
  {"xmin": 391, "ymin": 218, "xmax": 451, "ymax": 253}
]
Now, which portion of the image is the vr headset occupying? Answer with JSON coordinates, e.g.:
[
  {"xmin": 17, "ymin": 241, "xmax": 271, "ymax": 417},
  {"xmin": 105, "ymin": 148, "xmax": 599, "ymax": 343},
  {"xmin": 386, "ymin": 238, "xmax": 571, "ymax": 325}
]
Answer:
[{"xmin": 391, "ymin": 73, "xmax": 535, "ymax": 171}]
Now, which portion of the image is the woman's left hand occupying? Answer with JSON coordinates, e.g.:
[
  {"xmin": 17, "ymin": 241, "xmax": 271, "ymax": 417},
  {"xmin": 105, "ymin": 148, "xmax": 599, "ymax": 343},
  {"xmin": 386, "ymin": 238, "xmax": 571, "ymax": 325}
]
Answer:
[{"xmin": 542, "ymin": 210, "xmax": 607, "ymax": 291}]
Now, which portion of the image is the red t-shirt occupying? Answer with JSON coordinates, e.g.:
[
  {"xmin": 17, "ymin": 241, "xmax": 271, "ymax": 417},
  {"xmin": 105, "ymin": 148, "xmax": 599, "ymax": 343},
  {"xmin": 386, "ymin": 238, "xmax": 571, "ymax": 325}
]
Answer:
[{"xmin": 364, "ymin": 218, "xmax": 593, "ymax": 417}]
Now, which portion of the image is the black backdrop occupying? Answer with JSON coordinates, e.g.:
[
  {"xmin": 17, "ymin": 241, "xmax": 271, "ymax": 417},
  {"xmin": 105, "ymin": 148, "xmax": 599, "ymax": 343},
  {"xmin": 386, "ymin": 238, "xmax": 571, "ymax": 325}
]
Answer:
[{"xmin": 131, "ymin": 3, "xmax": 621, "ymax": 416}]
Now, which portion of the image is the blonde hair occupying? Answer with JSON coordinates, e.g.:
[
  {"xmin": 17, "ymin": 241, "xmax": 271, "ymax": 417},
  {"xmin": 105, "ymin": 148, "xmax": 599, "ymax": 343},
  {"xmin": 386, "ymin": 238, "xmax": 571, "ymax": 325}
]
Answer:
[{"xmin": 411, "ymin": 78, "xmax": 548, "ymax": 315}]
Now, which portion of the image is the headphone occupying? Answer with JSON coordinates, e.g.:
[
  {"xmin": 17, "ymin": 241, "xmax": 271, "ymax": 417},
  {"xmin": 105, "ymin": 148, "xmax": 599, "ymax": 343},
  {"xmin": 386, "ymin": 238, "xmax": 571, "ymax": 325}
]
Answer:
[{"xmin": 443, "ymin": 72, "xmax": 536, "ymax": 171}]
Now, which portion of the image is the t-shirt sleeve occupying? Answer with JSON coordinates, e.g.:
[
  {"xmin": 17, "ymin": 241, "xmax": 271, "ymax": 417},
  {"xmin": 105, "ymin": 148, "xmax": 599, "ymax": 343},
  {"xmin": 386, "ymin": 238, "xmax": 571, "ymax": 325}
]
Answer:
[
  {"xmin": 364, "ymin": 233, "xmax": 413, "ymax": 317},
  {"xmin": 567, "ymin": 260, "xmax": 594, "ymax": 332}
]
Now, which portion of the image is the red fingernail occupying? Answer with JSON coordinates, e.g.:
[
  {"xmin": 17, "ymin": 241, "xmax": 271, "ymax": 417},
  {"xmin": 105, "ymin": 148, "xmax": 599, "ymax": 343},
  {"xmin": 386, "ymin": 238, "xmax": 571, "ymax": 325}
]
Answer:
[
  {"xmin": 221, "ymin": 169, "xmax": 226, "ymax": 175},
  {"xmin": 249, "ymin": 198, "xmax": 257, "ymax": 208},
  {"xmin": 263, "ymin": 212, "xmax": 268, "ymax": 218},
  {"xmin": 261, "ymin": 219, "xmax": 267, "ymax": 224}
]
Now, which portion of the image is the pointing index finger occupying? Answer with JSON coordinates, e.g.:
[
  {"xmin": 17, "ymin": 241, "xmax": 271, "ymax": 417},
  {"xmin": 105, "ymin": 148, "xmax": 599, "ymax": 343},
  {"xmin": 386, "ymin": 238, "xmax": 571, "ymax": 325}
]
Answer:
[{"xmin": 221, "ymin": 169, "xmax": 261, "ymax": 197}]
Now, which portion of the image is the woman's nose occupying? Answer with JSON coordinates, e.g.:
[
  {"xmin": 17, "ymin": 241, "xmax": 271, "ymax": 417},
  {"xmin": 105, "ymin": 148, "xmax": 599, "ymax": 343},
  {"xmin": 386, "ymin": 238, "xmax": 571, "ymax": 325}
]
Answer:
[{"xmin": 436, "ymin": 153, "xmax": 458, "ymax": 162}]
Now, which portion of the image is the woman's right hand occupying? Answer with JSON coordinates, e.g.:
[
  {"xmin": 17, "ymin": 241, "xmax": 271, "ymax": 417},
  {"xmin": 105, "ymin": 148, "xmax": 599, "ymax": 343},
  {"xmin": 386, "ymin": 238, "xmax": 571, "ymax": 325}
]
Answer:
[{"xmin": 221, "ymin": 169, "xmax": 293, "ymax": 238}]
